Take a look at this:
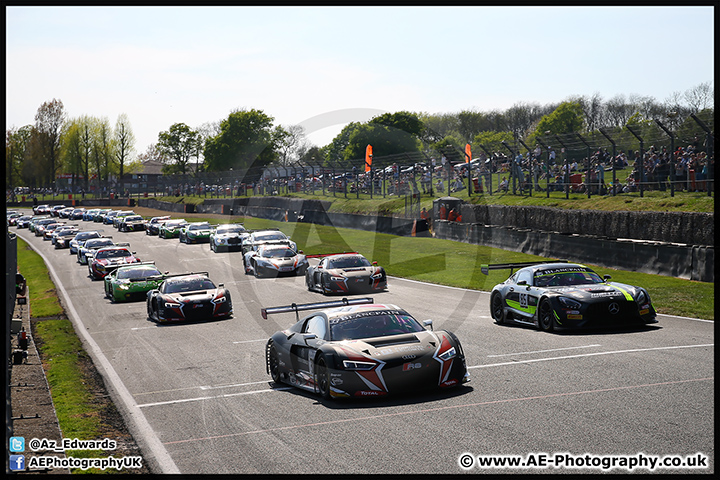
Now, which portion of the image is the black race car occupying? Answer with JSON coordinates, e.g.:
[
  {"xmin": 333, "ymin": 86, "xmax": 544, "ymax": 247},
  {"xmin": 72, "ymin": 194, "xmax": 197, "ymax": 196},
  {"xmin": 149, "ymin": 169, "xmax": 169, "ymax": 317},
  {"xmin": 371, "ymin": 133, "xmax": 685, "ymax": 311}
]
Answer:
[
  {"xmin": 484, "ymin": 261, "xmax": 657, "ymax": 332},
  {"xmin": 146, "ymin": 273, "xmax": 232, "ymax": 323},
  {"xmin": 263, "ymin": 297, "xmax": 469, "ymax": 400},
  {"xmin": 305, "ymin": 253, "xmax": 387, "ymax": 295}
]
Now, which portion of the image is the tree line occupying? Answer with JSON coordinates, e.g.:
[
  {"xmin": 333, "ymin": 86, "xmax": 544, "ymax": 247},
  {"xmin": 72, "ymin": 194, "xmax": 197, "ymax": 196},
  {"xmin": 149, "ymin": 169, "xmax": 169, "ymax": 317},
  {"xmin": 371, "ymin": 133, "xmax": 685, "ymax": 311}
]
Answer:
[{"xmin": 6, "ymin": 82, "xmax": 713, "ymax": 191}]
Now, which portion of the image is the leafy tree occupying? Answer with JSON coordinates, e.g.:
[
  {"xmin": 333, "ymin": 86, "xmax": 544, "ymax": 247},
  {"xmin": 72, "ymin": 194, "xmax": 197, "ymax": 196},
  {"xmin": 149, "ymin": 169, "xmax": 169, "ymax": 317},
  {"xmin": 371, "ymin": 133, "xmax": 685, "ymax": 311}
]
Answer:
[
  {"xmin": 473, "ymin": 131, "xmax": 515, "ymax": 156},
  {"xmin": 343, "ymin": 122, "xmax": 420, "ymax": 162},
  {"xmin": 203, "ymin": 109, "xmax": 278, "ymax": 179},
  {"xmin": 157, "ymin": 122, "xmax": 198, "ymax": 175},
  {"xmin": 6, "ymin": 126, "xmax": 32, "ymax": 190},
  {"xmin": 531, "ymin": 101, "xmax": 585, "ymax": 141}
]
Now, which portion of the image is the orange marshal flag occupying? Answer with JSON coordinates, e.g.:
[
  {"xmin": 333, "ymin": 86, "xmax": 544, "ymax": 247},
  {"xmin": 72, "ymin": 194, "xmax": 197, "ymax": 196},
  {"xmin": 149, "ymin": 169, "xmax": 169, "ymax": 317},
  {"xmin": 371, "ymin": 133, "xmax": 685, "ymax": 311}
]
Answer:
[
  {"xmin": 365, "ymin": 144, "xmax": 373, "ymax": 172},
  {"xmin": 465, "ymin": 143, "xmax": 472, "ymax": 163}
]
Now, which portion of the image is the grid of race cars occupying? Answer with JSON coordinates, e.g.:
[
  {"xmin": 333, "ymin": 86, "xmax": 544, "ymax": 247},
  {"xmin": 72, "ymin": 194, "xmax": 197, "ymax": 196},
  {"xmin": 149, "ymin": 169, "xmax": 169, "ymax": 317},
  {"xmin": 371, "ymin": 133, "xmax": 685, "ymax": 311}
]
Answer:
[{"xmin": 9, "ymin": 205, "xmax": 658, "ymax": 400}]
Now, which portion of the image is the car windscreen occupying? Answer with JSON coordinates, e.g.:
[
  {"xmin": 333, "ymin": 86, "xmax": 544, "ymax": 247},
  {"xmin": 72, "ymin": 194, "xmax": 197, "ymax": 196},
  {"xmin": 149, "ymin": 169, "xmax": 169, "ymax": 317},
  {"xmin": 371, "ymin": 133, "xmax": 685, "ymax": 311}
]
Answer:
[
  {"xmin": 217, "ymin": 226, "xmax": 245, "ymax": 233},
  {"xmin": 254, "ymin": 233, "xmax": 286, "ymax": 242},
  {"xmin": 329, "ymin": 311, "xmax": 424, "ymax": 341},
  {"xmin": 327, "ymin": 256, "xmax": 371, "ymax": 269},
  {"xmin": 117, "ymin": 267, "xmax": 161, "ymax": 279},
  {"xmin": 96, "ymin": 249, "xmax": 131, "ymax": 259},
  {"xmin": 262, "ymin": 248, "xmax": 295, "ymax": 258},
  {"xmin": 164, "ymin": 278, "xmax": 216, "ymax": 293},
  {"xmin": 534, "ymin": 268, "xmax": 604, "ymax": 287},
  {"xmin": 189, "ymin": 223, "xmax": 211, "ymax": 230}
]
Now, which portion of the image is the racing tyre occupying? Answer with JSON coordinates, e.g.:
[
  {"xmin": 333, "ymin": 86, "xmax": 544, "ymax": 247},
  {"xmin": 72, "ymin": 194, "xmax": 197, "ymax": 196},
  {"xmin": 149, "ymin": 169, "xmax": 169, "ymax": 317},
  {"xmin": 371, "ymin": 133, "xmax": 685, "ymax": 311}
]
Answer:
[
  {"xmin": 267, "ymin": 345, "xmax": 281, "ymax": 384},
  {"xmin": 490, "ymin": 292, "xmax": 506, "ymax": 324},
  {"xmin": 538, "ymin": 299, "xmax": 555, "ymax": 332},
  {"xmin": 315, "ymin": 355, "xmax": 331, "ymax": 400}
]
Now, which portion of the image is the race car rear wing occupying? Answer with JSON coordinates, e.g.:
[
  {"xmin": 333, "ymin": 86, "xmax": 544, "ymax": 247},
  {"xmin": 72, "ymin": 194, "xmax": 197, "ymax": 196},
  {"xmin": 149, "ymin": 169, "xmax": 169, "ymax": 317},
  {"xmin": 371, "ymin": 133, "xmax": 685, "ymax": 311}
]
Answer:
[
  {"xmin": 480, "ymin": 260, "xmax": 567, "ymax": 276},
  {"xmin": 305, "ymin": 251, "xmax": 359, "ymax": 259},
  {"xmin": 261, "ymin": 297, "xmax": 374, "ymax": 320}
]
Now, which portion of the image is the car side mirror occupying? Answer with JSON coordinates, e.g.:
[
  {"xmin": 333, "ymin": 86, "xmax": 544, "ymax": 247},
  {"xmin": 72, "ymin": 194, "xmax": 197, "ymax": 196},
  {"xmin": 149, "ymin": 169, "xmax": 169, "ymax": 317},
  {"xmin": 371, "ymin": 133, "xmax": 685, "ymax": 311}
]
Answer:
[
  {"xmin": 218, "ymin": 283, "xmax": 224, "ymax": 288},
  {"xmin": 603, "ymin": 275, "xmax": 612, "ymax": 282},
  {"xmin": 423, "ymin": 320, "xmax": 434, "ymax": 331}
]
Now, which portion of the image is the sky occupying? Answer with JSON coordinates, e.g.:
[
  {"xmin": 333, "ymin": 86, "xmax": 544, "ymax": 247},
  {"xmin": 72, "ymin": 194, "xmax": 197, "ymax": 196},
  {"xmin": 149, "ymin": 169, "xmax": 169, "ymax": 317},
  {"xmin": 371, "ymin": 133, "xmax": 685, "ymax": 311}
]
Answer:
[{"xmin": 5, "ymin": 6, "xmax": 715, "ymax": 157}]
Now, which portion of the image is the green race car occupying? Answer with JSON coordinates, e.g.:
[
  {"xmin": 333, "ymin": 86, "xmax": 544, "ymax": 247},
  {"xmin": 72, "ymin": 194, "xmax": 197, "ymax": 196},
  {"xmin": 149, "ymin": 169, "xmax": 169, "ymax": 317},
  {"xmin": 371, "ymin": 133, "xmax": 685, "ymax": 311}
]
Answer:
[
  {"xmin": 179, "ymin": 221, "xmax": 213, "ymax": 244},
  {"xmin": 158, "ymin": 219, "xmax": 188, "ymax": 239},
  {"xmin": 103, "ymin": 263, "xmax": 167, "ymax": 303}
]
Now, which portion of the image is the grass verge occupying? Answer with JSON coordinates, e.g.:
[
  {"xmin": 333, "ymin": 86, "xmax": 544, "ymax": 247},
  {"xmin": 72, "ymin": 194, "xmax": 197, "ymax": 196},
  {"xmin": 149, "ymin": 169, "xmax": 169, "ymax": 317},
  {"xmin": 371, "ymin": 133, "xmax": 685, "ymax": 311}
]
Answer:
[{"xmin": 17, "ymin": 237, "xmax": 136, "ymax": 474}]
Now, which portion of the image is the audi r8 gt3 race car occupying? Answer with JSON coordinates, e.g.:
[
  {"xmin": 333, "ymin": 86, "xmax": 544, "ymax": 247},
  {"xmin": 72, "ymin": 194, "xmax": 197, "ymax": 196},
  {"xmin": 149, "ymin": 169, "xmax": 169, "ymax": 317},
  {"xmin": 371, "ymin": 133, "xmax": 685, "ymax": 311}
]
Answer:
[
  {"xmin": 484, "ymin": 261, "xmax": 658, "ymax": 332},
  {"xmin": 145, "ymin": 216, "xmax": 171, "ymax": 235},
  {"xmin": 158, "ymin": 219, "xmax": 188, "ymax": 239},
  {"xmin": 244, "ymin": 244, "xmax": 308, "ymax": 277},
  {"xmin": 77, "ymin": 237, "xmax": 115, "ymax": 264},
  {"xmin": 306, "ymin": 253, "xmax": 387, "ymax": 295},
  {"xmin": 179, "ymin": 221, "xmax": 213, "ymax": 244},
  {"xmin": 118, "ymin": 214, "xmax": 146, "ymax": 232},
  {"xmin": 88, "ymin": 245, "xmax": 140, "ymax": 280},
  {"xmin": 263, "ymin": 297, "xmax": 469, "ymax": 400},
  {"xmin": 209, "ymin": 223, "xmax": 248, "ymax": 252},
  {"xmin": 146, "ymin": 273, "xmax": 233, "ymax": 323},
  {"xmin": 104, "ymin": 262, "xmax": 167, "ymax": 302}
]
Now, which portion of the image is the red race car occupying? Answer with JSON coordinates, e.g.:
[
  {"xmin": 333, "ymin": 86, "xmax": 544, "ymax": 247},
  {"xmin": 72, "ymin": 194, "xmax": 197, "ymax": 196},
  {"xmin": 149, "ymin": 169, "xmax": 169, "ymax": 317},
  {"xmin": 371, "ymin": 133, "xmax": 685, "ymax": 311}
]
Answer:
[{"xmin": 88, "ymin": 245, "xmax": 141, "ymax": 280}]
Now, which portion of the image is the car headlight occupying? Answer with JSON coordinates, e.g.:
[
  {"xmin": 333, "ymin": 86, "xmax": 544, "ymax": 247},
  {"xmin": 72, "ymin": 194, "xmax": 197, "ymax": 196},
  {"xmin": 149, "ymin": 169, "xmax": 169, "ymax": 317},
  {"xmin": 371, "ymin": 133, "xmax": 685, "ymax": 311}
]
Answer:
[
  {"xmin": 438, "ymin": 347, "xmax": 457, "ymax": 361},
  {"xmin": 343, "ymin": 360, "xmax": 375, "ymax": 370},
  {"xmin": 214, "ymin": 295, "xmax": 226, "ymax": 303},
  {"xmin": 330, "ymin": 276, "xmax": 346, "ymax": 282},
  {"xmin": 558, "ymin": 296, "xmax": 582, "ymax": 309},
  {"xmin": 371, "ymin": 271, "xmax": 384, "ymax": 279},
  {"xmin": 636, "ymin": 289, "xmax": 648, "ymax": 304},
  {"xmin": 164, "ymin": 302, "xmax": 181, "ymax": 308}
]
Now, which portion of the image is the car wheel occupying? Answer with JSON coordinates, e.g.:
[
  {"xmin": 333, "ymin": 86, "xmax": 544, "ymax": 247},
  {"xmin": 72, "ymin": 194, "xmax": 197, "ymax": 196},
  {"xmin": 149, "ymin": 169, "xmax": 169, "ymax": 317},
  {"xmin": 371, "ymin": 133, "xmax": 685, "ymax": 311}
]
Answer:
[
  {"xmin": 268, "ymin": 345, "xmax": 281, "ymax": 384},
  {"xmin": 538, "ymin": 299, "xmax": 555, "ymax": 332},
  {"xmin": 306, "ymin": 271, "xmax": 313, "ymax": 291},
  {"xmin": 491, "ymin": 292, "xmax": 506, "ymax": 324},
  {"xmin": 315, "ymin": 355, "xmax": 331, "ymax": 400}
]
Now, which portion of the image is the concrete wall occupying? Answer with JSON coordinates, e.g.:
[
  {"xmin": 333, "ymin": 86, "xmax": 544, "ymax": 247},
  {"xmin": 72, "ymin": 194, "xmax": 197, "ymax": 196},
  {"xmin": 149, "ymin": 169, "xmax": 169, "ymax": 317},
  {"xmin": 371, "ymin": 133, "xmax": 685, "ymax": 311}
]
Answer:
[
  {"xmin": 461, "ymin": 204, "xmax": 714, "ymax": 246},
  {"xmin": 134, "ymin": 197, "xmax": 714, "ymax": 283}
]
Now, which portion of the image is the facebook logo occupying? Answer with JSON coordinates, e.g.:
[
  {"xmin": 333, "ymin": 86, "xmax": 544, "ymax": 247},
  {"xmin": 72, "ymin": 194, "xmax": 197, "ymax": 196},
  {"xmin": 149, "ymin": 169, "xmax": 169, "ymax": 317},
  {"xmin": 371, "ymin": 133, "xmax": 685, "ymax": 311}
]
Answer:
[
  {"xmin": 10, "ymin": 455, "xmax": 25, "ymax": 471},
  {"xmin": 10, "ymin": 436, "xmax": 25, "ymax": 452}
]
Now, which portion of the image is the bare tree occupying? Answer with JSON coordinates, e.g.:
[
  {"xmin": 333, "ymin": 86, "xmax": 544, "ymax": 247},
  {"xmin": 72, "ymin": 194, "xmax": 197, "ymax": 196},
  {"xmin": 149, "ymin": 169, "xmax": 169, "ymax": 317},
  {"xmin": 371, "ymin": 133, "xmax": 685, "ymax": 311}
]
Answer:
[
  {"xmin": 684, "ymin": 82, "xmax": 714, "ymax": 113},
  {"xmin": 34, "ymin": 99, "xmax": 66, "ymax": 187},
  {"xmin": 114, "ymin": 113, "xmax": 135, "ymax": 192},
  {"xmin": 276, "ymin": 124, "xmax": 309, "ymax": 166}
]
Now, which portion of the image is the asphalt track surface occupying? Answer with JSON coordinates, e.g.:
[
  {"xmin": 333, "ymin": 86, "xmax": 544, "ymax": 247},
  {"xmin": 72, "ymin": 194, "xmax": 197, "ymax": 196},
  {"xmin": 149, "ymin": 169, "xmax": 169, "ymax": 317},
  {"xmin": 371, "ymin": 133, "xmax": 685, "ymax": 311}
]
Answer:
[{"xmin": 15, "ymin": 213, "xmax": 714, "ymax": 474}]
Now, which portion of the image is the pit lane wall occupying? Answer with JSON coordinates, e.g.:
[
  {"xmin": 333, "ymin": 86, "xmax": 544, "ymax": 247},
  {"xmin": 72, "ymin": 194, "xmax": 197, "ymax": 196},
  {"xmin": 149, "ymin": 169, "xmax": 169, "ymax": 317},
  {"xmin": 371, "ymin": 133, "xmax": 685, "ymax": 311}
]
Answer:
[{"xmin": 137, "ymin": 197, "xmax": 714, "ymax": 283}]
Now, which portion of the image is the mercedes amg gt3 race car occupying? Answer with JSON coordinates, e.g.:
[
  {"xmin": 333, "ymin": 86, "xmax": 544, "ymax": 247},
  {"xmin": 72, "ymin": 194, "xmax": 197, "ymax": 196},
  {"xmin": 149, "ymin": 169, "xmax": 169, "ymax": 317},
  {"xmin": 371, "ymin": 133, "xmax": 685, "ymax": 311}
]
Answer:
[
  {"xmin": 305, "ymin": 253, "xmax": 387, "ymax": 295},
  {"xmin": 484, "ymin": 261, "xmax": 657, "ymax": 331},
  {"xmin": 263, "ymin": 297, "xmax": 469, "ymax": 400},
  {"xmin": 146, "ymin": 273, "xmax": 233, "ymax": 323}
]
